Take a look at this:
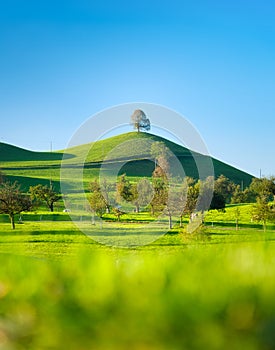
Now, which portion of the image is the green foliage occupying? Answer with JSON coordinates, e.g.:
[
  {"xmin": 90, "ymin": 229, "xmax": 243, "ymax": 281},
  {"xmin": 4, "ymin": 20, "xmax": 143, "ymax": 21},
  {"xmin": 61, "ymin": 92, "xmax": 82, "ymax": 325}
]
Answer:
[
  {"xmin": 112, "ymin": 206, "xmax": 125, "ymax": 221},
  {"xmin": 30, "ymin": 184, "xmax": 62, "ymax": 212},
  {"xmin": 136, "ymin": 178, "xmax": 153, "ymax": 208},
  {"xmin": 210, "ymin": 191, "xmax": 226, "ymax": 211},
  {"xmin": 0, "ymin": 181, "xmax": 32, "ymax": 229},
  {"xmin": 116, "ymin": 174, "xmax": 134, "ymax": 203},
  {"xmin": 252, "ymin": 197, "xmax": 275, "ymax": 231},
  {"xmin": 249, "ymin": 177, "xmax": 275, "ymax": 202},
  {"xmin": 2, "ymin": 244, "xmax": 275, "ymax": 349},
  {"xmin": 150, "ymin": 171, "xmax": 168, "ymax": 215},
  {"xmin": 184, "ymin": 179, "xmax": 199, "ymax": 218},
  {"xmin": 88, "ymin": 180, "xmax": 107, "ymax": 218},
  {"xmin": 214, "ymin": 174, "xmax": 235, "ymax": 203}
]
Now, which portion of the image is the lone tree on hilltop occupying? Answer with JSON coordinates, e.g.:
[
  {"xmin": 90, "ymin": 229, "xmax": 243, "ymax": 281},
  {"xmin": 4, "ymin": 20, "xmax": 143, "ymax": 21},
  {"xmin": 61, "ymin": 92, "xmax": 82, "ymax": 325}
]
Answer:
[
  {"xmin": 0, "ymin": 181, "xmax": 32, "ymax": 229},
  {"xmin": 131, "ymin": 109, "xmax": 151, "ymax": 132}
]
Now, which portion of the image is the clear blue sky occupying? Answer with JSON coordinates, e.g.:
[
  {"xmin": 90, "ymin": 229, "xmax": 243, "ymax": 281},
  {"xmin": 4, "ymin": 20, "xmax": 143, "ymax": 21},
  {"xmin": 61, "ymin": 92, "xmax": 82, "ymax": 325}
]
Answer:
[{"xmin": 0, "ymin": 0, "xmax": 274, "ymax": 177}]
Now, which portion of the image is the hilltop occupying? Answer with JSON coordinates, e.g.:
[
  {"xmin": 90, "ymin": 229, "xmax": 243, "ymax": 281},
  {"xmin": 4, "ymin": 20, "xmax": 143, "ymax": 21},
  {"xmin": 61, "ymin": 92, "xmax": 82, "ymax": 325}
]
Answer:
[
  {"xmin": 0, "ymin": 132, "xmax": 253, "ymax": 189},
  {"xmin": 63, "ymin": 132, "xmax": 254, "ymax": 186}
]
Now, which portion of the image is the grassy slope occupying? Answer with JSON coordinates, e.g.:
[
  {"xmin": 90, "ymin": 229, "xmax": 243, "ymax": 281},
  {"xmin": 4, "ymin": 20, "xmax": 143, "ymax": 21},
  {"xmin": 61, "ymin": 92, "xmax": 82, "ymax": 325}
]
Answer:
[
  {"xmin": 0, "ymin": 132, "xmax": 253, "ymax": 189},
  {"xmin": 0, "ymin": 142, "xmax": 67, "ymax": 162}
]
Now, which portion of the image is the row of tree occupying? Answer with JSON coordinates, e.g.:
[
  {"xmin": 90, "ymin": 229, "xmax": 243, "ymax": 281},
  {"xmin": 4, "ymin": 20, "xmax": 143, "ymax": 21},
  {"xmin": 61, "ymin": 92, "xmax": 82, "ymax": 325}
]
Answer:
[
  {"xmin": 0, "ymin": 174, "xmax": 62, "ymax": 229},
  {"xmin": 1, "ymin": 156, "xmax": 275, "ymax": 230},
  {"xmin": 88, "ymin": 172, "xmax": 275, "ymax": 230},
  {"xmin": 87, "ymin": 142, "xmax": 275, "ymax": 229}
]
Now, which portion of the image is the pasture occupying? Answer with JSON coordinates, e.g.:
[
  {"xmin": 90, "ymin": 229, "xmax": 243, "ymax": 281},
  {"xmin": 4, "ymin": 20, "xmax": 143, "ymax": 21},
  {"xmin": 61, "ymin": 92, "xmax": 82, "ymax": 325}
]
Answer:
[{"xmin": 1, "ymin": 210, "xmax": 275, "ymax": 349}]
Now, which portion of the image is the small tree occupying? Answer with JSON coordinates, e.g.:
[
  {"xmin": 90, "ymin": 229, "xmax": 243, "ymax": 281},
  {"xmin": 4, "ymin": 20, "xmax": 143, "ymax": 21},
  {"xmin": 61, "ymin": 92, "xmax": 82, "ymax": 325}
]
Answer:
[
  {"xmin": 30, "ymin": 184, "xmax": 62, "ymax": 212},
  {"xmin": 136, "ymin": 178, "xmax": 154, "ymax": 209},
  {"xmin": 0, "ymin": 181, "xmax": 32, "ymax": 229},
  {"xmin": 88, "ymin": 180, "xmax": 107, "ymax": 218},
  {"xmin": 113, "ymin": 207, "xmax": 125, "ymax": 222},
  {"xmin": 131, "ymin": 109, "xmax": 151, "ymax": 132},
  {"xmin": 249, "ymin": 177, "xmax": 275, "ymax": 202},
  {"xmin": 165, "ymin": 185, "xmax": 185, "ymax": 229},
  {"xmin": 116, "ymin": 174, "xmax": 133, "ymax": 203},
  {"xmin": 100, "ymin": 178, "xmax": 114, "ymax": 213},
  {"xmin": 214, "ymin": 175, "xmax": 235, "ymax": 204},
  {"xmin": 184, "ymin": 179, "xmax": 200, "ymax": 221},
  {"xmin": 150, "ymin": 168, "xmax": 168, "ymax": 215},
  {"xmin": 210, "ymin": 191, "xmax": 226, "ymax": 211},
  {"xmin": 231, "ymin": 185, "xmax": 244, "ymax": 204},
  {"xmin": 252, "ymin": 195, "xmax": 275, "ymax": 232},
  {"xmin": 151, "ymin": 141, "xmax": 170, "ymax": 171},
  {"xmin": 197, "ymin": 176, "xmax": 215, "ymax": 213},
  {"xmin": 234, "ymin": 207, "xmax": 241, "ymax": 230}
]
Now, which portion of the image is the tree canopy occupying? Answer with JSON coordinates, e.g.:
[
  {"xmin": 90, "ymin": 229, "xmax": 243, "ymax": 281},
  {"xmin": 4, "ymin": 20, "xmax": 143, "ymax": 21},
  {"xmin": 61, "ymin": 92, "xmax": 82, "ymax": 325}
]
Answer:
[
  {"xmin": 131, "ymin": 109, "xmax": 151, "ymax": 132},
  {"xmin": 30, "ymin": 184, "xmax": 62, "ymax": 212},
  {"xmin": 0, "ymin": 181, "xmax": 32, "ymax": 229}
]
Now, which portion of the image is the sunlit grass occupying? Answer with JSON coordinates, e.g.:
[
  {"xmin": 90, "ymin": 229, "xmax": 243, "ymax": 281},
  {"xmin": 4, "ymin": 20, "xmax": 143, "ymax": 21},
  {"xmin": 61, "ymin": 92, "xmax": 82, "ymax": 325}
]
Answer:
[{"xmin": 1, "ymin": 244, "xmax": 275, "ymax": 349}]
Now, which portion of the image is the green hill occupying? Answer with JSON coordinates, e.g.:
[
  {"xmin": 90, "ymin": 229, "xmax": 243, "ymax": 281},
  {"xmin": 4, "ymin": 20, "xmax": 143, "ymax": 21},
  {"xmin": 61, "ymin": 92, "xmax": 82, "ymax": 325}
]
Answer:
[
  {"xmin": 0, "ymin": 132, "xmax": 253, "ymax": 190},
  {"xmin": 63, "ymin": 132, "xmax": 253, "ymax": 186},
  {"xmin": 0, "ymin": 142, "xmax": 66, "ymax": 162}
]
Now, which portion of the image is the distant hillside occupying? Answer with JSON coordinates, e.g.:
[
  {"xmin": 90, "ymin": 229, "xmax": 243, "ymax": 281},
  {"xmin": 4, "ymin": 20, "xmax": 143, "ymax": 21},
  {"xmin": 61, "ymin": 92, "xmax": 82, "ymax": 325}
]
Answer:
[
  {"xmin": 0, "ymin": 142, "xmax": 64, "ymax": 162},
  {"xmin": 0, "ymin": 132, "xmax": 253, "ymax": 189},
  {"xmin": 62, "ymin": 132, "xmax": 191, "ymax": 164},
  {"xmin": 63, "ymin": 132, "xmax": 253, "ymax": 187}
]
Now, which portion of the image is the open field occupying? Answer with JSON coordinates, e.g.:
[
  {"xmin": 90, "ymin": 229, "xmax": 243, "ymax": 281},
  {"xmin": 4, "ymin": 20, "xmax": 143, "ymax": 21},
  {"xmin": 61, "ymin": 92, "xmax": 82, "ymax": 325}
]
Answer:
[
  {"xmin": 1, "ymin": 213, "xmax": 275, "ymax": 349},
  {"xmin": 1, "ymin": 196, "xmax": 275, "ymax": 350},
  {"xmin": 1, "ymin": 206, "xmax": 275, "ymax": 256}
]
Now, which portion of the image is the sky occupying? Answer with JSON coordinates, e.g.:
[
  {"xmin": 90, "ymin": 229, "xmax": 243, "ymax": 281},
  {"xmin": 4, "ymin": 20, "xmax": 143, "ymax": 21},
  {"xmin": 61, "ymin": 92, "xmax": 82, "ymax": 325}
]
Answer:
[{"xmin": 0, "ymin": 0, "xmax": 274, "ymax": 177}]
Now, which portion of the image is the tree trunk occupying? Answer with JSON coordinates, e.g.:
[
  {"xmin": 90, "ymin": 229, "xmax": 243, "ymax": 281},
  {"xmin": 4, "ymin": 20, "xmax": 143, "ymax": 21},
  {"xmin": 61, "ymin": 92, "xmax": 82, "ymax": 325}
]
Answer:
[
  {"xmin": 169, "ymin": 214, "xmax": 172, "ymax": 229},
  {"xmin": 135, "ymin": 205, "xmax": 139, "ymax": 213},
  {"xmin": 50, "ymin": 202, "xmax": 54, "ymax": 212},
  {"xmin": 9, "ymin": 214, "xmax": 15, "ymax": 229}
]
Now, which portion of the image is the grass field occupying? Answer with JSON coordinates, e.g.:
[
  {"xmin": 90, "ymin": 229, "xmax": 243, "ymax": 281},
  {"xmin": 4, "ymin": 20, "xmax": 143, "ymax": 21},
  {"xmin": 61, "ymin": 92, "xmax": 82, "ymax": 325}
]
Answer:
[
  {"xmin": 1, "ymin": 214, "xmax": 275, "ymax": 349},
  {"xmin": 1, "ymin": 202, "xmax": 275, "ymax": 349}
]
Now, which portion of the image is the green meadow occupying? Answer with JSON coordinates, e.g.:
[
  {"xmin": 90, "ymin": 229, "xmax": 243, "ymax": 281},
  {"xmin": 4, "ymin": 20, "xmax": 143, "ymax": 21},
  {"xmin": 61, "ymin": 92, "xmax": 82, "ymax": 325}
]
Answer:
[
  {"xmin": 1, "ymin": 214, "xmax": 275, "ymax": 349},
  {"xmin": 1, "ymin": 133, "xmax": 275, "ymax": 349}
]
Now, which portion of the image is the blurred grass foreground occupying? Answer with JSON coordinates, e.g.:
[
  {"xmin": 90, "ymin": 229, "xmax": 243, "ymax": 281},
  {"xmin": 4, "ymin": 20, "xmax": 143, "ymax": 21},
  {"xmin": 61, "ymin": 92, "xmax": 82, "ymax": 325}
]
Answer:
[{"xmin": 1, "ymin": 245, "xmax": 275, "ymax": 350}]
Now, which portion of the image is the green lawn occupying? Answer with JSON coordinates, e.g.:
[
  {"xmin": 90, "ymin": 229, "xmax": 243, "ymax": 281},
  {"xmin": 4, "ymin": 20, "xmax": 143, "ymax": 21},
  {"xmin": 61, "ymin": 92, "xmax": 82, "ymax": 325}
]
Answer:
[{"xmin": 1, "ymin": 206, "xmax": 275, "ymax": 349}]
